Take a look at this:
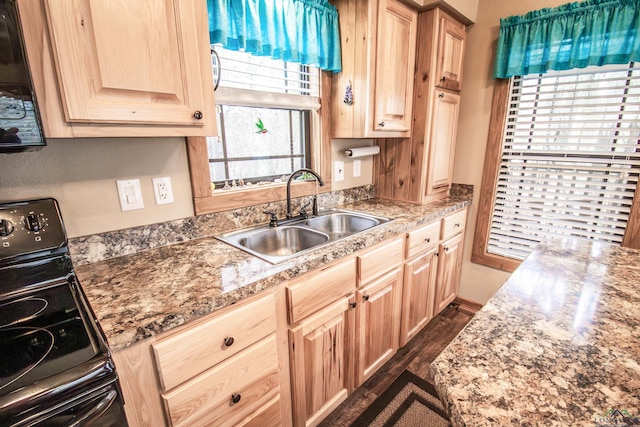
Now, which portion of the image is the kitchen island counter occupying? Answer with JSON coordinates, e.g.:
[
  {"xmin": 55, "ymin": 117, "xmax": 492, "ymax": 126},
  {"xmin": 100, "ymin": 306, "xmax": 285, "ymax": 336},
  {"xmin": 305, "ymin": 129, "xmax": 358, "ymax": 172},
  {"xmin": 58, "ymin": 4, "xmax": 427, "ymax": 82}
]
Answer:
[{"xmin": 431, "ymin": 238, "xmax": 640, "ymax": 426}]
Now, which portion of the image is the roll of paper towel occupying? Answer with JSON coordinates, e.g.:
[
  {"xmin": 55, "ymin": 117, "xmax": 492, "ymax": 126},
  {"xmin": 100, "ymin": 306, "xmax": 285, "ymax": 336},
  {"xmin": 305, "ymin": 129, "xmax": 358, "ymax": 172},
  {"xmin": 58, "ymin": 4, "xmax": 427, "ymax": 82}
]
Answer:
[{"xmin": 345, "ymin": 146, "xmax": 380, "ymax": 158}]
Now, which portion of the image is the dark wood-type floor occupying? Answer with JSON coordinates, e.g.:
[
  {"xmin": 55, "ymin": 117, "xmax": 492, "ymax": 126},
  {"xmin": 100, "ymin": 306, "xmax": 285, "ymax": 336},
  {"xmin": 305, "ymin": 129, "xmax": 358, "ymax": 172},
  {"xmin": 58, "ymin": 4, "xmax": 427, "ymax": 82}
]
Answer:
[{"xmin": 319, "ymin": 303, "xmax": 476, "ymax": 426}]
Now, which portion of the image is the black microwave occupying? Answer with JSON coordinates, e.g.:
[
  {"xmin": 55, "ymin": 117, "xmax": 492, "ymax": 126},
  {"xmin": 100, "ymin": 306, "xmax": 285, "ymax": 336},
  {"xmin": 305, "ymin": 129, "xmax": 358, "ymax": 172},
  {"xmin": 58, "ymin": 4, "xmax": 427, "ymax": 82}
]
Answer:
[{"xmin": 0, "ymin": 0, "xmax": 45, "ymax": 152}]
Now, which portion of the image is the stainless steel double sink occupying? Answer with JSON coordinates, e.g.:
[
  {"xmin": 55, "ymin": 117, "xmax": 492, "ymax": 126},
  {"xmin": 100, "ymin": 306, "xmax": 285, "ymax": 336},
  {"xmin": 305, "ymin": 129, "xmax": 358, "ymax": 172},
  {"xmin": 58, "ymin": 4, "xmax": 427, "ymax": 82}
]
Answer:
[{"xmin": 216, "ymin": 209, "xmax": 392, "ymax": 264}]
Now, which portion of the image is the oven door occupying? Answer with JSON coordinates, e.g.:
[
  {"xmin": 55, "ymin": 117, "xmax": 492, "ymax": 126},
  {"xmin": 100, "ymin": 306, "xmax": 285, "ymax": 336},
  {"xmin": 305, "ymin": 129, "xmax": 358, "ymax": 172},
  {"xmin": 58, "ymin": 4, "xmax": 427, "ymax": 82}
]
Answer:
[{"xmin": 14, "ymin": 379, "xmax": 127, "ymax": 427}]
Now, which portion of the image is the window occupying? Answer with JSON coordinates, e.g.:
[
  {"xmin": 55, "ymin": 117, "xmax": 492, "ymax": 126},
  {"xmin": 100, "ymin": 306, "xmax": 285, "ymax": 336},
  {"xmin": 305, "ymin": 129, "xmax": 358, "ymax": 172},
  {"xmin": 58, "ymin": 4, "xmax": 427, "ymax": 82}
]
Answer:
[
  {"xmin": 473, "ymin": 63, "xmax": 640, "ymax": 271},
  {"xmin": 208, "ymin": 47, "xmax": 319, "ymax": 188}
]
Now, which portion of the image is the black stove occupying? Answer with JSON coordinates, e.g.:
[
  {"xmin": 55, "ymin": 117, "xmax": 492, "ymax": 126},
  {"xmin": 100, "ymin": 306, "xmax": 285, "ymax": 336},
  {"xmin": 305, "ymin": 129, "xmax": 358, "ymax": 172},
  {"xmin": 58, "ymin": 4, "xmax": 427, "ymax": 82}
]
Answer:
[{"xmin": 0, "ymin": 199, "xmax": 127, "ymax": 426}]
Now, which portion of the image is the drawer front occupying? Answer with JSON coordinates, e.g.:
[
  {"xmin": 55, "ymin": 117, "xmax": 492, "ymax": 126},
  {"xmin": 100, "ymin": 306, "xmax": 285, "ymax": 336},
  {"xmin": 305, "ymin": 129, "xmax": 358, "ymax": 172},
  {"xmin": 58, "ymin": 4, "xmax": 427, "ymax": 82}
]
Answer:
[
  {"xmin": 153, "ymin": 293, "xmax": 276, "ymax": 391},
  {"xmin": 406, "ymin": 221, "xmax": 440, "ymax": 259},
  {"xmin": 357, "ymin": 237, "xmax": 404, "ymax": 284},
  {"xmin": 162, "ymin": 334, "xmax": 280, "ymax": 427},
  {"xmin": 287, "ymin": 258, "xmax": 356, "ymax": 324},
  {"xmin": 441, "ymin": 209, "xmax": 467, "ymax": 241},
  {"xmin": 238, "ymin": 395, "xmax": 281, "ymax": 427}
]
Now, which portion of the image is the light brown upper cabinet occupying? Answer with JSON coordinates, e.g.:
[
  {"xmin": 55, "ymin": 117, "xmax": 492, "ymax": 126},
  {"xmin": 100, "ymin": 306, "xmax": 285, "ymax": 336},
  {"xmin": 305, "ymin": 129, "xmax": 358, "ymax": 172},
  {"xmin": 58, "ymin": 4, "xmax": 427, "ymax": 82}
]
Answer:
[
  {"xmin": 375, "ymin": 7, "xmax": 466, "ymax": 203},
  {"xmin": 19, "ymin": 0, "xmax": 216, "ymax": 137},
  {"xmin": 435, "ymin": 14, "xmax": 466, "ymax": 92},
  {"xmin": 331, "ymin": 0, "xmax": 417, "ymax": 138}
]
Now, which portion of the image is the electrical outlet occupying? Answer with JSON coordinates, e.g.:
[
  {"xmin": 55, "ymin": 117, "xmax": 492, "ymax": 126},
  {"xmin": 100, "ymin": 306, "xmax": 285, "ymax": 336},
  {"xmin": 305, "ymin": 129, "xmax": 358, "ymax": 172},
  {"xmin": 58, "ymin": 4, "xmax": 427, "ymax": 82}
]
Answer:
[
  {"xmin": 116, "ymin": 179, "xmax": 144, "ymax": 211},
  {"xmin": 335, "ymin": 161, "xmax": 345, "ymax": 182},
  {"xmin": 153, "ymin": 177, "xmax": 174, "ymax": 205}
]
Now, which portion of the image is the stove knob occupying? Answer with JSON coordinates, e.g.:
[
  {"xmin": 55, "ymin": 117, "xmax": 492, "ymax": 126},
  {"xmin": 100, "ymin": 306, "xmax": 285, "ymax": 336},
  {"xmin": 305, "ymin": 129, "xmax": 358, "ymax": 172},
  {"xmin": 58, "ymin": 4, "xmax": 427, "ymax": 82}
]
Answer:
[
  {"xmin": 0, "ymin": 219, "xmax": 14, "ymax": 236},
  {"xmin": 25, "ymin": 214, "xmax": 42, "ymax": 232}
]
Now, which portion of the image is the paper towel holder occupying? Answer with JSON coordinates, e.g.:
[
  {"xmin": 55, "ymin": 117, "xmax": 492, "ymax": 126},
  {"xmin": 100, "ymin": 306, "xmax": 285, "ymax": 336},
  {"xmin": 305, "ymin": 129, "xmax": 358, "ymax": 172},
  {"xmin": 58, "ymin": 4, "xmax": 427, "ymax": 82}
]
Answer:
[{"xmin": 344, "ymin": 146, "xmax": 381, "ymax": 158}]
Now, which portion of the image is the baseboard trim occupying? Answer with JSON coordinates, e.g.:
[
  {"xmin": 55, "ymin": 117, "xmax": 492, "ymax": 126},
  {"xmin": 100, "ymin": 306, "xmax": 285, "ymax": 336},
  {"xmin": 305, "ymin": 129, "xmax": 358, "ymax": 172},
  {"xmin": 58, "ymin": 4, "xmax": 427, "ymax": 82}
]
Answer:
[{"xmin": 453, "ymin": 297, "xmax": 483, "ymax": 314}]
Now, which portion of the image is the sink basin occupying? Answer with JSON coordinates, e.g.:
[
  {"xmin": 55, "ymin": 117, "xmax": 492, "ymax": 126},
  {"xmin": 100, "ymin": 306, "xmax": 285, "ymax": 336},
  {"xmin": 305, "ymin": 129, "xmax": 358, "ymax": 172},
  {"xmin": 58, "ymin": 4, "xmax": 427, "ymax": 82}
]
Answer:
[
  {"xmin": 216, "ymin": 209, "xmax": 391, "ymax": 264},
  {"xmin": 236, "ymin": 226, "xmax": 329, "ymax": 258},
  {"xmin": 305, "ymin": 212, "xmax": 380, "ymax": 237}
]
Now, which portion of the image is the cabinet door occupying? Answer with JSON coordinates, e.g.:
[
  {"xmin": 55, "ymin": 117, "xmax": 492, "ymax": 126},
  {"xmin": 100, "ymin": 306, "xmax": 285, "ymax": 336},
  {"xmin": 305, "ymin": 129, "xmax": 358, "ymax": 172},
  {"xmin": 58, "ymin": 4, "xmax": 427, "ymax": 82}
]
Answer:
[
  {"xmin": 356, "ymin": 267, "xmax": 403, "ymax": 386},
  {"xmin": 435, "ymin": 14, "xmax": 466, "ymax": 92},
  {"xmin": 44, "ymin": 0, "xmax": 208, "ymax": 127},
  {"xmin": 426, "ymin": 90, "xmax": 460, "ymax": 196},
  {"xmin": 288, "ymin": 296, "xmax": 355, "ymax": 427},
  {"xmin": 434, "ymin": 233, "xmax": 464, "ymax": 314},
  {"xmin": 401, "ymin": 248, "xmax": 438, "ymax": 347},
  {"xmin": 373, "ymin": 0, "xmax": 417, "ymax": 133}
]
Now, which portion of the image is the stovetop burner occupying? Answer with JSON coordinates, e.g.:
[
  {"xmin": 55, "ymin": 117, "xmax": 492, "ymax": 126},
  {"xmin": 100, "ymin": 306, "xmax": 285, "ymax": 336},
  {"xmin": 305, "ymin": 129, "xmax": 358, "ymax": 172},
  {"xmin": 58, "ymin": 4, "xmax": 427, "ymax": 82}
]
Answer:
[
  {"xmin": 0, "ymin": 327, "xmax": 54, "ymax": 392},
  {"xmin": 0, "ymin": 297, "xmax": 48, "ymax": 328}
]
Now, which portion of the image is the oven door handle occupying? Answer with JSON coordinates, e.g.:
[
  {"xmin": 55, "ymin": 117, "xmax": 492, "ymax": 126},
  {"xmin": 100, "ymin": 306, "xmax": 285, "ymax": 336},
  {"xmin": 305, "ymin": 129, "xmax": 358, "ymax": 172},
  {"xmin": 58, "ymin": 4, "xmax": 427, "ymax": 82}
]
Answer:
[{"xmin": 67, "ymin": 389, "xmax": 118, "ymax": 427}]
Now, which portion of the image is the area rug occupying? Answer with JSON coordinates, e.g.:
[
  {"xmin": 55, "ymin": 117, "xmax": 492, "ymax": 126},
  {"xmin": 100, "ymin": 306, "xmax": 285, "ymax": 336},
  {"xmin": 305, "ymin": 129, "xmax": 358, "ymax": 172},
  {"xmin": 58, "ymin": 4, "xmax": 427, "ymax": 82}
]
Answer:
[{"xmin": 350, "ymin": 370, "xmax": 450, "ymax": 427}]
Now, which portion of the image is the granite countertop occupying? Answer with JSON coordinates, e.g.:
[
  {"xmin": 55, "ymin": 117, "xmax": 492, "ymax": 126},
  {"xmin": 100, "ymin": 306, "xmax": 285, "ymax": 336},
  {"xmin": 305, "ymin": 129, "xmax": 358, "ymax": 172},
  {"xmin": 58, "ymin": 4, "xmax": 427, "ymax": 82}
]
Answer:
[
  {"xmin": 75, "ymin": 195, "xmax": 471, "ymax": 351},
  {"xmin": 431, "ymin": 238, "xmax": 640, "ymax": 426}
]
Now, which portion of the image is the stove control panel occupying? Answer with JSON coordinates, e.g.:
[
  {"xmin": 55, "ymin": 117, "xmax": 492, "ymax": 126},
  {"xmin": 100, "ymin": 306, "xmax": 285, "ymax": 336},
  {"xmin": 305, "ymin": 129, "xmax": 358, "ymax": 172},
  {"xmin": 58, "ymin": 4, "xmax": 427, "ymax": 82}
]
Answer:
[{"xmin": 0, "ymin": 199, "xmax": 67, "ymax": 260}]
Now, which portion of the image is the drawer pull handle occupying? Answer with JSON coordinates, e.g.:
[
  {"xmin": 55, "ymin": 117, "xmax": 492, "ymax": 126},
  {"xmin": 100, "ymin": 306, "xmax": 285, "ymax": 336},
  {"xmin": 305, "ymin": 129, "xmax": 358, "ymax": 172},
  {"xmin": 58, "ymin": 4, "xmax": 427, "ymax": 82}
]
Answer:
[
  {"xmin": 439, "ymin": 92, "xmax": 445, "ymax": 98},
  {"xmin": 444, "ymin": 247, "xmax": 449, "ymax": 252},
  {"xmin": 378, "ymin": 121, "xmax": 385, "ymax": 127},
  {"xmin": 349, "ymin": 302, "xmax": 357, "ymax": 309},
  {"xmin": 363, "ymin": 295, "xmax": 370, "ymax": 301},
  {"xmin": 223, "ymin": 337, "xmax": 235, "ymax": 347},
  {"xmin": 440, "ymin": 76, "xmax": 446, "ymax": 83},
  {"xmin": 193, "ymin": 110, "xmax": 203, "ymax": 120},
  {"xmin": 231, "ymin": 393, "xmax": 242, "ymax": 404},
  {"xmin": 454, "ymin": 223, "xmax": 461, "ymax": 227},
  {"xmin": 425, "ymin": 237, "xmax": 431, "ymax": 243}
]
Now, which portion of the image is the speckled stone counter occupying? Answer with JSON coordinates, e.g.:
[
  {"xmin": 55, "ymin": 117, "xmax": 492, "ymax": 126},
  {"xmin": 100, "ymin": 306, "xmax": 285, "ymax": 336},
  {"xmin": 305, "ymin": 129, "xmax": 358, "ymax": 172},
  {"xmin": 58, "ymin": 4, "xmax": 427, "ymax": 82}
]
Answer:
[
  {"xmin": 431, "ymin": 238, "xmax": 640, "ymax": 426},
  {"xmin": 75, "ymin": 194, "xmax": 471, "ymax": 351}
]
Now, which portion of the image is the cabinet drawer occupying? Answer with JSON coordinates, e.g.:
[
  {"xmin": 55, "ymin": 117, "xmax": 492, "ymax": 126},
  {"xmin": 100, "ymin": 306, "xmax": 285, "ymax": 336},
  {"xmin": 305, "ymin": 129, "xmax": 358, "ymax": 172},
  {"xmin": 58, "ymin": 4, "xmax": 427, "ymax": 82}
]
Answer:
[
  {"xmin": 441, "ymin": 209, "xmax": 467, "ymax": 241},
  {"xmin": 153, "ymin": 293, "xmax": 276, "ymax": 391},
  {"xmin": 357, "ymin": 237, "xmax": 404, "ymax": 284},
  {"xmin": 162, "ymin": 334, "xmax": 280, "ymax": 427},
  {"xmin": 287, "ymin": 258, "xmax": 356, "ymax": 324},
  {"xmin": 406, "ymin": 221, "xmax": 440, "ymax": 259}
]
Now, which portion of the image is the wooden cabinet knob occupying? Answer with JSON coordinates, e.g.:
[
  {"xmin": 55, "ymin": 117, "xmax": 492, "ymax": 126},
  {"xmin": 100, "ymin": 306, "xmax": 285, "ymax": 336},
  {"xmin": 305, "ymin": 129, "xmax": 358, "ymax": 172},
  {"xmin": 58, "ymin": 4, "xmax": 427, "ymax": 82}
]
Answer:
[
  {"xmin": 349, "ymin": 302, "xmax": 357, "ymax": 309},
  {"xmin": 363, "ymin": 295, "xmax": 370, "ymax": 301},
  {"xmin": 193, "ymin": 110, "xmax": 203, "ymax": 120},
  {"xmin": 223, "ymin": 336, "xmax": 234, "ymax": 347},
  {"xmin": 231, "ymin": 393, "xmax": 241, "ymax": 404}
]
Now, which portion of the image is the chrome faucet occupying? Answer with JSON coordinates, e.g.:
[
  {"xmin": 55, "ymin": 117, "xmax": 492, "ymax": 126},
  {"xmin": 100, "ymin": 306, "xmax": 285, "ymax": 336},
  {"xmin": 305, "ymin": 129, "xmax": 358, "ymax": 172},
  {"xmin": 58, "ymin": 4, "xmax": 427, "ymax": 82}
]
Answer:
[{"xmin": 286, "ymin": 168, "xmax": 325, "ymax": 219}]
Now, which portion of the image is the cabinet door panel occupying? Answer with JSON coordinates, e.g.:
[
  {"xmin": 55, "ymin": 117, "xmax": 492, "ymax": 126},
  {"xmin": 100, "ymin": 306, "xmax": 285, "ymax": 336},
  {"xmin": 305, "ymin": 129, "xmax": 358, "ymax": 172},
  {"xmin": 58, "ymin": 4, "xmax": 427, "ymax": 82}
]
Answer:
[
  {"xmin": 356, "ymin": 267, "xmax": 403, "ymax": 386},
  {"xmin": 434, "ymin": 233, "xmax": 464, "ymax": 314},
  {"xmin": 44, "ymin": 0, "xmax": 206, "ymax": 126},
  {"xmin": 427, "ymin": 91, "xmax": 460, "ymax": 195},
  {"xmin": 289, "ymin": 296, "xmax": 355, "ymax": 427},
  {"xmin": 435, "ymin": 15, "xmax": 466, "ymax": 92},
  {"xmin": 374, "ymin": 0, "xmax": 417, "ymax": 132},
  {"xmin": 401, "ymin": 248, "xmax": 438, "ymax": 346}
]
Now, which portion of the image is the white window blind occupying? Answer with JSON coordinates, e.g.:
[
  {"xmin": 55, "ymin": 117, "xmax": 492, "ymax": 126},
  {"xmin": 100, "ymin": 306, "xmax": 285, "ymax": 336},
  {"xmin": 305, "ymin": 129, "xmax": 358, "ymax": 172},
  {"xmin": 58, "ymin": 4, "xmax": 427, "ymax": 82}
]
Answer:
[
  {"xmin": 488, "ymin": 63, "xmax": 640, "ymax": 260},
  {"xmin": 212, "ymin": 46, "xmax": 320, "ymax": 110}
]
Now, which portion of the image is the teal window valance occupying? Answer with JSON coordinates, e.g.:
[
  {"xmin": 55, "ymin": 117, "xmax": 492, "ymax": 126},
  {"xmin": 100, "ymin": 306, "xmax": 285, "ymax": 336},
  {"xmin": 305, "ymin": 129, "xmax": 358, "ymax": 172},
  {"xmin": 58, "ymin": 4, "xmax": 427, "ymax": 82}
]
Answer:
[
  {"xmin": 494, "ymin": 0, "xmax": 640, "ymax": 78},
  {"xmin": 207, "ymin": 0, "xmax": 342, "ymax": 72}
]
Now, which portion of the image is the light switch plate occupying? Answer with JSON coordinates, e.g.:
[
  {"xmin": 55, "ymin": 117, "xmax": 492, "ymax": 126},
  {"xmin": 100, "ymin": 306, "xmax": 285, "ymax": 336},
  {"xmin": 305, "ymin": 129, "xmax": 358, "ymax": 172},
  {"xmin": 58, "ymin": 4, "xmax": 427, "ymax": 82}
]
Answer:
[
  {"xmin": 335, "ymin": 161, "xmax": 345, "ymax": 182},
  {"xmin": 116, "ymin": 179, "xmax": 144, "ymax": 211},
  {"xmin": 153, "ymin": 176, "xmax": 174, "ymax": 205},
  {"xmin": 353, "ymin": 159, "xmax": 361, "ymax": 177}
]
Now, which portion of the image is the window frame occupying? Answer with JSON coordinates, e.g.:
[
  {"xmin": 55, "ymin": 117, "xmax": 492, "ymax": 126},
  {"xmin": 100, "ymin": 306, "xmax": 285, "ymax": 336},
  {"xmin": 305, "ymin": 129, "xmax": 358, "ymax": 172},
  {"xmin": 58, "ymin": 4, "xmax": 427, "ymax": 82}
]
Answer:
[
  {"xmin": 472, "ymin": 78, "xmax": 640, "ymax": 272},
  {"xmin": 186, "ymin": 72, "xmax": 332, "ymax": 216}
]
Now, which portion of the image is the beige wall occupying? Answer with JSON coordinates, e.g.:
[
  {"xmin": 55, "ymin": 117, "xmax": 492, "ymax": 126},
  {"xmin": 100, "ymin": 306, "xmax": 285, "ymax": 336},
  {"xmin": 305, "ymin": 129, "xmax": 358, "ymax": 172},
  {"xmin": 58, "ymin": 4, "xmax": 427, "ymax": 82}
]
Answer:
[
  {"xmin": 0, "ymin": 138, "xmax": 194, "ymax": 238},
  {"xmin": 453, "ymin": 0, "xmax": 577, "ymax": 304},
  {"xmin": 331, "ymin": 139, "xmax": 375, "ymax": 191}
]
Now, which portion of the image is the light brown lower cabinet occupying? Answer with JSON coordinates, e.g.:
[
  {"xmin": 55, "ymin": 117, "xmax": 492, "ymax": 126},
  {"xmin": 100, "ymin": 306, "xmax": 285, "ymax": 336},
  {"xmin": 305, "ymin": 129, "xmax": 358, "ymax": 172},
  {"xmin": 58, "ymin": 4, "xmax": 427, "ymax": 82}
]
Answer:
[
  {"xmin": 355, "ymin": 266, "xmax": 403, "ymax": 386},
  {"xmin": 434, "ymin": 232, "xmax": 464, "ymax": 314},
  {"xmin": 288, "ymin": 295, "xmax": 356, "ymax": 427},
  {"xmin": 401, "ymin": 247, "xmax": 438, "ymax": 346}
]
